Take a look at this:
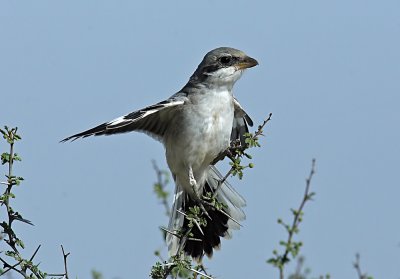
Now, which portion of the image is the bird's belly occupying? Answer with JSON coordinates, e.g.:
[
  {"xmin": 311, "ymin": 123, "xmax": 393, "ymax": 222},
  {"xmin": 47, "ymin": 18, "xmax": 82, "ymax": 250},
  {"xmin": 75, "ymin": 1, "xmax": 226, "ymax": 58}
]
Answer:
[
  {"xmin": 165, "ymin": 96, "xmax": 234, "ymax": 175},
  {"xmin": 187, "ymin": 113, "xmax": 232, "ymax": 164}
]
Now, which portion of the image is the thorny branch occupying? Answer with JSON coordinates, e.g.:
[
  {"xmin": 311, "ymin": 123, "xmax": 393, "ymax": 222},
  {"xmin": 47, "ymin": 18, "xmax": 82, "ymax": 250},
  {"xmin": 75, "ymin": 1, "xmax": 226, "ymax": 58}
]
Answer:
[
  {"xmin": 353, "ymin": 253, "xmax": 372, "ymax": 279},
  {"xmin": 0, "ymin": 257, "xmax": 26, "ymax": 277},
  {"xmin": 267, "ymin": 159, "xmax": 316, "ymax": 279},
  {"xmin": 212, "ymin": 113, "xmax": 272, "ymax": 199},
  {"xmin": 151, "ymin": 114, "xmax": 272, "ymax": 279},
  {"xmin": 0, "ymin": 127, "xmax": 31, "ymax": 278},
  {"xmin": 281, "ymin": 159, "xmax": 316, "ymax": 265},
  {"xmin": 61, "ymin": 245, "xmax": 70, "ymax": 279},
  {"xmin": 212, "ymin": 112, "xmax": 272, "ymax": 166},
  {"xmin": 153, "ymin": 160, "xmax": 171, "ymax": 217},
  {"xmin": 151, "ymin": 206, "xmax": 213, "ymax": 279},
  {"xmin": 0, "ymin": 126, "xmax": 70, "ymax": 279}
]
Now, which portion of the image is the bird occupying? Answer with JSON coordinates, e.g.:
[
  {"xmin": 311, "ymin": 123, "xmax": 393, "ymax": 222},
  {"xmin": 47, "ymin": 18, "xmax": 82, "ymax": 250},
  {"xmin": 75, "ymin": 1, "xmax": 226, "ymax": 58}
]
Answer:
[{"xmin": 62, "ymin": 47, "xmax": 258, "ymax": 260}]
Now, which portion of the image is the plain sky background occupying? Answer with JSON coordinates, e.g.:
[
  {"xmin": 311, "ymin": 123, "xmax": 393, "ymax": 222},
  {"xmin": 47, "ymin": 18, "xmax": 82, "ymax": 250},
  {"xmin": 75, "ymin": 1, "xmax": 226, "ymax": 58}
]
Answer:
[{"xmin": 1, "ymin": 1, "xmax": 399, "ymax": 278}]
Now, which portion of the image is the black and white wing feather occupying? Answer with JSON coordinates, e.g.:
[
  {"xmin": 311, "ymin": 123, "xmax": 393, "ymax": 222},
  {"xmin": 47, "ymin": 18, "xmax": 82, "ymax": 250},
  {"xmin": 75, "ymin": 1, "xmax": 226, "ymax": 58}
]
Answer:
[
  {"xmin": 61, "ymin": 96, "xmax": 186, "ymax": 142},
  {"xmin": 231, "ymin": 97, "xmax": 253, "ymax": 146}
]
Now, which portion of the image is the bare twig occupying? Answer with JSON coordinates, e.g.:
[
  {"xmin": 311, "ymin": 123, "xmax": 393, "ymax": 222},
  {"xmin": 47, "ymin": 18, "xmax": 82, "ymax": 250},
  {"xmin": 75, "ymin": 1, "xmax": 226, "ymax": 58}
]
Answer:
[
  {"xmin": 353, "ymin": 253, "xmax": 370, "ymax": 279},
  {"xmin": 61, "ymin": 245, "xmax": 70, "ymax": 279},
  {"xmin": 253, "ymin": 113, "xmax": 273, "ymax": 137},
  {"xmin": 0, "ymin": 257, "xmax": 25, "ymax": 277},
  {"xmin": 29, "ymin": 245, "xmax": 41, "ymax": 262}
]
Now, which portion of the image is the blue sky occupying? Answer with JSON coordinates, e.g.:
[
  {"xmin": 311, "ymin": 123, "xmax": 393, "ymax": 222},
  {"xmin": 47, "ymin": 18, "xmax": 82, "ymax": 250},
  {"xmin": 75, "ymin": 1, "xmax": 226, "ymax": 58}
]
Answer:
[{"xmin": 1, "ymin": 1, "xmax": 399, "ymax": 278}]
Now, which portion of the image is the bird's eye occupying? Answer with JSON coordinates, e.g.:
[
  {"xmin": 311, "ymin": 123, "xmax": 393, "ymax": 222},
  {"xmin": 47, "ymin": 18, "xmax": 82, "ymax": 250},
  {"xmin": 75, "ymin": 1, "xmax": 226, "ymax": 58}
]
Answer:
[{"xmin": 219, "ymin": 56, "xmax": 232, "ymax": 65}]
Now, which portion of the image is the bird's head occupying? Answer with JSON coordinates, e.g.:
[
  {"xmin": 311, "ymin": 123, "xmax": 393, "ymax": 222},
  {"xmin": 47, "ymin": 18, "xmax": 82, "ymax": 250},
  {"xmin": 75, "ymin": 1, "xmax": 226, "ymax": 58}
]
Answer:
[{"xmin": 189, "ymin": 47, "xmax": 258, "ymax": 90}]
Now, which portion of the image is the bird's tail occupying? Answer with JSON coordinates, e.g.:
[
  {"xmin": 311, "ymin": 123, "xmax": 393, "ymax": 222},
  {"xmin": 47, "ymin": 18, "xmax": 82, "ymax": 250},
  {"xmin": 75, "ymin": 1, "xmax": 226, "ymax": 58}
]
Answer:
[{"xmin": 166, "ymin": 165, "xmax": 246, "ymax": 260}]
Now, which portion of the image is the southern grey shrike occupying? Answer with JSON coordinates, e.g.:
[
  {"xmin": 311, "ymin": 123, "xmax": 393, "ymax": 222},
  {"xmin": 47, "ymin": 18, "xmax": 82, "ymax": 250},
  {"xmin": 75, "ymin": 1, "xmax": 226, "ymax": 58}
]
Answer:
[{"xmin": 62, "ymin": 47, "xmax": 258, "ymax": 260}]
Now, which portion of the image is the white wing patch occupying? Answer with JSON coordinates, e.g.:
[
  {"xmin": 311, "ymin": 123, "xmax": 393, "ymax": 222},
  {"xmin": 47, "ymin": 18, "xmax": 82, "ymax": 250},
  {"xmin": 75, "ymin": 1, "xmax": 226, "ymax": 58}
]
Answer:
[{"xmin": 61, "ymin": 98, "xmax": 185, "ymax": 142}]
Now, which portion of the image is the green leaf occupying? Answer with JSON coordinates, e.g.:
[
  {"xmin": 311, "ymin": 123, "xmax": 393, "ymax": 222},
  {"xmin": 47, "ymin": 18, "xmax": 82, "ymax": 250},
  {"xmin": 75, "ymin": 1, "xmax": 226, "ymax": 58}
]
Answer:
[
  {"xmin": 92, "ymin": 269, "xmax": 105, "ymax": 279},
  {"xmin": 15, "ymin": 238, "xmax": 25, "ymax": 249},
  {"xmin": 266, "ymin": 258, "xmax": 277, "ymax": 264},
  {"xmin": 279, "ymin": 241, "xmax": 287, "ymax": 247},
  {"xmin": 1, "ymin": 152, "xmax": 10, "ymax": 164},
  {"xmin": 13, "ymin": 153, "xmax": 22, "ymax": 161},
  {"xmin": 244, "ymin": 153, "xmax": 252, "ymax": 159}
]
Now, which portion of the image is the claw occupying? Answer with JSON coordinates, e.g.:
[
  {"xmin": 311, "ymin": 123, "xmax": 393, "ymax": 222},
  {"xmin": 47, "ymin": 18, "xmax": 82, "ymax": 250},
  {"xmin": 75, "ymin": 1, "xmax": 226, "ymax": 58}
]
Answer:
[{"xmin": 188, "ymin": 167, "xmax": 212, "ymax": 220}]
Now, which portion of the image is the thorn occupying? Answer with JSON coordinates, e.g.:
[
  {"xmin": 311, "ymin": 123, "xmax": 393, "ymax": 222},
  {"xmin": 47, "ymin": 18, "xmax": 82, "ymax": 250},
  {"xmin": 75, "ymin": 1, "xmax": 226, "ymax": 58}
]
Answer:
[
  {"xmin": 189, "ymin": 267, "xmax": 214, "ymax": 279},
  {"xmin": 218, "ymin": 209, "xmax": 242, "ymax": 227},
  {"xmin": 160, "ymin": 227, "xmax": 181, "ymax": 238},
  {"xmin": 192, "ymin": 219, "xmax": 204, "ymax": 236}
]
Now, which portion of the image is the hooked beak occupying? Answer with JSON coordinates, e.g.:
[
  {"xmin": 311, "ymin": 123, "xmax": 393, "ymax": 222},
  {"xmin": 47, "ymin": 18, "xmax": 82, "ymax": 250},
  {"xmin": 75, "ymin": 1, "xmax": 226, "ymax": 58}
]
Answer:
[{"xmin": 236, "ymin": 56, "xmax": 259, "ymax": 70}]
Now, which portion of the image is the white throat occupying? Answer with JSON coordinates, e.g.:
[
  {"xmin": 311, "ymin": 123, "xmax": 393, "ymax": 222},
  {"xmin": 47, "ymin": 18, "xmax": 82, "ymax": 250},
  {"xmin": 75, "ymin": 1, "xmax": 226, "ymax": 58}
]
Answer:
[{"xmin": 204, "ymin": 67, "xmax": 244, "ymax": 91}]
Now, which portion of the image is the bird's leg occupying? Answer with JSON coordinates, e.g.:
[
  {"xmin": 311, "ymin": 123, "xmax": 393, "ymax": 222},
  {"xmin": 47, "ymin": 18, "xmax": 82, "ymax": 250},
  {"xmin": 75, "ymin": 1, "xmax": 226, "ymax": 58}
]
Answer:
[
  {"xmin": 188, "ymin": 167, "xmax": 197, "ymax": 191},
  {"xmin": 188, "ymin": 167, "xmax": 211, "ymax": 220}
]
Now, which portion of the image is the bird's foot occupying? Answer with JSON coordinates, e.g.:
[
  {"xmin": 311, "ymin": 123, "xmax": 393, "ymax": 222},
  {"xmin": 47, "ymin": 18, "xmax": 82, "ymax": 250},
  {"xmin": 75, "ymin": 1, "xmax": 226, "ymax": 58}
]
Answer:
[
  {"xmin": 189, "ymin": 177, "xmax": 197, "ymax": 188},
  {"xmin": 188, "ymin": 167, "xmax": 212, "ymax": 219},
  {"xmin": 189, "ymin": 167, "xmax": 197, "ymax": 188}
]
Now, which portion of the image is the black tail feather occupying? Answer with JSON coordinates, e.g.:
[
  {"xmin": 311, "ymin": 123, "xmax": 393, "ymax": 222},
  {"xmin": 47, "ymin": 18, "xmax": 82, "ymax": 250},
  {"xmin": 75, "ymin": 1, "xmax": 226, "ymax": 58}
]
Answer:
[{"xmin": 182, "ymin": 182, "xmax": 229, "ymax": 260}]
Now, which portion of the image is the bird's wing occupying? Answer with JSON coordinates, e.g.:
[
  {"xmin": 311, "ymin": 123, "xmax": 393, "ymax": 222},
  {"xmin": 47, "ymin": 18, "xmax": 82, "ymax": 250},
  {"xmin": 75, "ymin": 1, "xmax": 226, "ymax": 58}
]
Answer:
[
  {"xmin": 61, "ymin": 95, "xmax": 186, "ymax": 142},
  {"xmin": 231, "ymin": 97, "xmax": 253, "ymax": 146}
]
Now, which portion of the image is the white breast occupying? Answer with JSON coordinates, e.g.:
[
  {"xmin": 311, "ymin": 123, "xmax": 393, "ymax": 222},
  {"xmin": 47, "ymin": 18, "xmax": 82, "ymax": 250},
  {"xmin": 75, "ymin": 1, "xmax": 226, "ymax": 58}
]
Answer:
[{"xmin": 165, "ymin": 89, "xmax": 234, "ymax": 176}]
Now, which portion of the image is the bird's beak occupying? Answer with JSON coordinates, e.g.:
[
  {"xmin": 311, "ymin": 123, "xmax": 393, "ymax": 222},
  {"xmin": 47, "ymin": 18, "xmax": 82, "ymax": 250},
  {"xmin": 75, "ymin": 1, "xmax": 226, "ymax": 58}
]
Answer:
[{"xmin": 236, "ymin": 56, "xmax": 259, "ymax": 70}]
